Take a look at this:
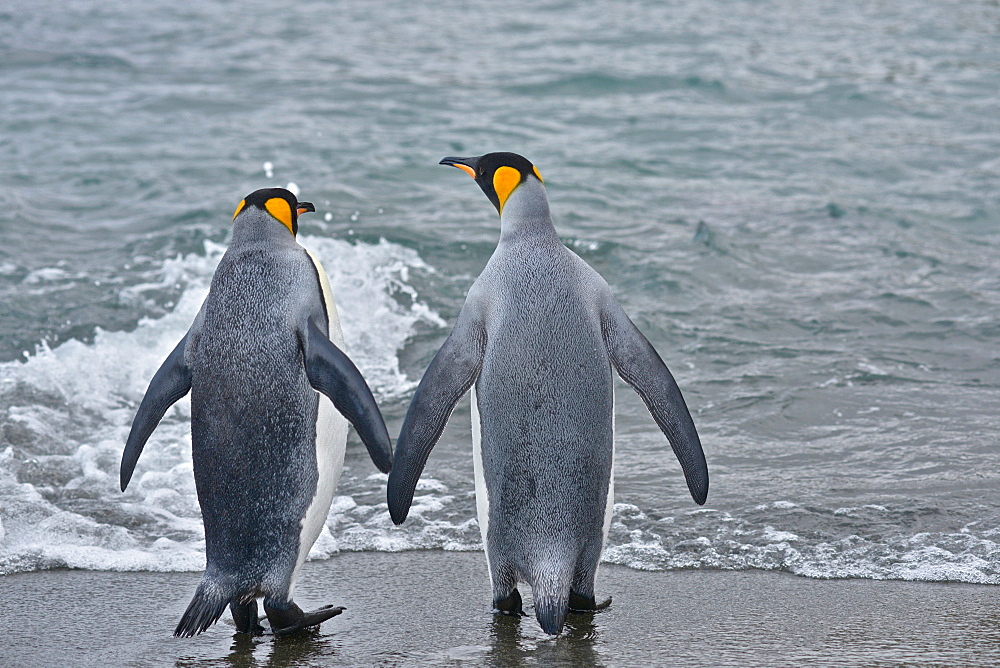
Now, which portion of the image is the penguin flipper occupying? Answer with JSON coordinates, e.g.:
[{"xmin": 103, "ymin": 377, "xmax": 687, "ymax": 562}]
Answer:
[
  {"xmin": 121, "ymin": 334, "xmax": 192, "ymax": 492},
  {"xmin": 387, "ymin": 313, "xmax": 485, "ymax": 525},
  {"xmin": 304, "ymin": 317, "xmax": 392, "ymax": 473},
  {"xmin": 601, "ymin": 298, "xmax": 709, "ymax": 505}
]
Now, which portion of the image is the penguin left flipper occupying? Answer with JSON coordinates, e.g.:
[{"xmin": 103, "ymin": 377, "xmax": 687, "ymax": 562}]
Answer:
[
  {"xmin": 387, "ymin": 309, "xmax": 485, "ymax": 525},
  {"xmin": 304, "ymin": 317, "xmax": 392, "ymax": 473},
  {"xmin": 120, "ymin": 334, "xmax": 192, "ymax": 491},
  {"xmin": 601, "ymin": 296, "xmax": 709, "ymax": 505}
]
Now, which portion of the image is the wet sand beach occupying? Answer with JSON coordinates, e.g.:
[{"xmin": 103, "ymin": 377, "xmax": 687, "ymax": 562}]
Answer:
[{"xmin": 4, "ymin": 550, "xmax": 1000, "ymax": 667}]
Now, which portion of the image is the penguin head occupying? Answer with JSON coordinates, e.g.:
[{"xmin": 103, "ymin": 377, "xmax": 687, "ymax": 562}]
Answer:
[
  {"xmin": 440, "ymin": 152, "xmax": 544, "ymax": 216},
  {"xmin": 232, "ymin": 187, "xmax": 315, "ymax": 236}
]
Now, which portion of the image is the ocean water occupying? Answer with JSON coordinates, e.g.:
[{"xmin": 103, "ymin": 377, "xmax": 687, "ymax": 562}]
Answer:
[{"xmin": 1, "ymin": 0, "xmax": 998, "ymax": 586}]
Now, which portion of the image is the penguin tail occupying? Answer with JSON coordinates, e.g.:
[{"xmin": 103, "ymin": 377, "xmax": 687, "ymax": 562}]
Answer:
[
  {"xmin": 174, "ymin": 574, "xmax": 236, "ymax": 638},
  {"xmin": 530, "ymin": 561, "xmax": 573, "ymax": 635},
  {"xmin": 535, "ymin": 593, "xmax": 570, "ymax": 636}
]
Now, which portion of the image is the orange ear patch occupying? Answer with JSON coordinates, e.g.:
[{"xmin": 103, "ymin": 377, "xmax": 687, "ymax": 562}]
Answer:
[
  {"xmin": 233, "ymin": 199, "xmax": 247, "ymax": 220},
  {"xmin": 532, "ymin": 165, "xmax": 544, "ymax": 183},
  {"xmin": 493, "ymin": 166, "xmax": 522, "ymax": 214},
  {"xmin": 264, "ymin": 197, "xmax": 294, "ymax": 235}
]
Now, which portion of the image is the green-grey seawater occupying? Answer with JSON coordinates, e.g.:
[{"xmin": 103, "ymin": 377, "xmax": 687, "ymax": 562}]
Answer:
[{"xmin": 1, "ymin": 0, "xmax": 998, "ymax": 583}]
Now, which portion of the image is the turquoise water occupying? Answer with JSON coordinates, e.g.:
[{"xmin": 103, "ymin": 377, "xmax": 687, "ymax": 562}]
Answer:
[{"xmin": 1, "ymin": 1, "xmax": 998, "ymax": 582}]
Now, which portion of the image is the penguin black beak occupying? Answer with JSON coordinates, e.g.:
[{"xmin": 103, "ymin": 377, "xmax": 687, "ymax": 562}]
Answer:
[
  {"xmin": 440, "ymin": 156, "xmax": 479, "ymax": 179},
  {"xmin": 296, "ymin": 202, "xmax": 315, "ymax": 215}
]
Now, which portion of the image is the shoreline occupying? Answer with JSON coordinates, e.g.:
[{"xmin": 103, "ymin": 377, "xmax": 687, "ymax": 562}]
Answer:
[{"xmin": 4, "ymin": 550, "xmax": 1000, "ymax": 667}]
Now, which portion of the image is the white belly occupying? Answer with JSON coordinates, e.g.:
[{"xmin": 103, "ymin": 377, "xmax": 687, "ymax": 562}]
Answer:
[
  {"xmin": 602, "ymin": 389, "xmax": 616, "ymax": 547},
  {"xmin": 290, "ymin": 248, "xmax": 351, "ymax": 594},
  {"xmin": 470, "ymin": 385, "xmax": 492, "ymax": 583}
]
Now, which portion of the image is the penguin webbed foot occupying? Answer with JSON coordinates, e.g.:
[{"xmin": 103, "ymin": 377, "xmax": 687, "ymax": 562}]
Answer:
[
  {"xmin": 492, "ymin": 588, "xmax": 527, "ymax": 617},
  {"xmin": 230, "ymin": 600, "xmax": 266, "ymax": 637},
  {"xmin": 568, "ymin": 591, "xmax": 612, "ymax": 613},
  {"xmin": 264, "ymin": 601, "xmax": 346, "ymax": 637}
]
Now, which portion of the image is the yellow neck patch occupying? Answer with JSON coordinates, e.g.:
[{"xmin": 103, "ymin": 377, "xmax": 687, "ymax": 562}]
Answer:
[
  {"xmin": 232, "ymin": 199, "xmax": 247, "ymax": 220},
  {"xmin": 264, "ymin": 197, "xmax": 295, "ymax": 235},
  {"xmin": 493, "ymin": 165, "xmax": 522, "ymax": 214}
]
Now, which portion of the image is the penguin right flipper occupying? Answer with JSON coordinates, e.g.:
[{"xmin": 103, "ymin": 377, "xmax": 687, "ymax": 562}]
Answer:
[
  {"xmin": 601, "ymin": 297, "xmax": 709, "ymax": 505},
  {"xmin": 120, "ymin": 334, "xmax": 192, "ymax": 492},
  {"xmin": 387, "ymin": 309, "xmax": 485, "ymax": 524},
  {"xmin": 304, "ymin": 316, "xmax": 393, "ymax": 473}
]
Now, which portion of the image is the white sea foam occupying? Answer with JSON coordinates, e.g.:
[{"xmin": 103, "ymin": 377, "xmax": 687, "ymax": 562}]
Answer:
[
  {"xmin": 0, "ymin": 235, "xmax": 445, "ymax": 575},
  {"xmin": 601, "ymin": 506, "xmax": 1000, "ymax": 585},
  {"xmin": 305, "ymin": 235, "xmax": 447, "ymax": 400},
  {"xmin": 1, "ymin": 238, "xmax": 997, "ymax": 585}
]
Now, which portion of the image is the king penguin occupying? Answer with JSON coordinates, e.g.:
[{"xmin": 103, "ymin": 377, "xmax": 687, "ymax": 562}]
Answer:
[
  {"xmin": 386, "ymin": 153, "xmax": 708, "ymax": 635},
  {"xmin": 121, "ymin": 187, "xmax": 393, "ymax": 638}
]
